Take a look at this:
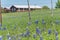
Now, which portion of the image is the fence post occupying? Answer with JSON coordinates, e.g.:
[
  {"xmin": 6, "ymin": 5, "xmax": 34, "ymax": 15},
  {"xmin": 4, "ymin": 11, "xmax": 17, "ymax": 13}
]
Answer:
[{"xmin": 0, "ymin": 0, "xmax": 2, "ymax": 26}]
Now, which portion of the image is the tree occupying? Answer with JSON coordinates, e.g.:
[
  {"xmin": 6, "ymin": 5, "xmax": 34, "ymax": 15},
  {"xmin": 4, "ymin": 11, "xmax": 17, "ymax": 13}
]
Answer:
[
  {"xmin": 55, "ymin": 0, "xmax": 60, "ymax": 8},
  {"xmin": 42, "ymin": 6, "xmax": 49, "ymax": 9}
]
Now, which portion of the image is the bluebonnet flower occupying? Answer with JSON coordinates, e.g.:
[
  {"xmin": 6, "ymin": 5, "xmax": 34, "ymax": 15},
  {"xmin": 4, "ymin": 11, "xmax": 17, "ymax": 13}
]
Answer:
[
  {"xmin": 13, "ymin": 26, "xmax": 16, "ymax": 30},
  {"xmin": 22, "ymin": 27, "xmax": 30, "ymax": 37},
  {"xmin": 33, "ymin": 34, "xmax": 36, "ymax": 39},
  {"xmin": 7, "ymin": 33, "xmax": 10, "ymax": 39},
  {"xmin": 27, "ymin": 22, "xmax": 31, "ymax": 26},
  {"xmin": 25, "ymin": 30, "xmax": 30, "ymax": 37},
  {"xmin": 56, "ymin": 36, "xmax": 58, "ymax": 40},
  {"xmin": 48, "ymin": 29, "xmax": 51, "ymax": 35},
  {"xmin": 0, "ymin": 36, "xmax": 2, "ymax": 40},
  {"xmin": 35, "ymin": 20, "xmax": 39, "ymax": 24},
  {"xmin": 8, "ymin": 37, "xmax": 12, "ymax": 40},
  {"xmin": 26, "ymin": 27, "xmax": 29, "ymax": 31},
  {"xmin": 0, "ymin": 27, "xmax": 2, "ymax": 30},
  {"xmin": 40, "ymin": 35, "xmax": 43, "ymax": 40},
  {"xmin": 3, "ymin": 27, "xmax": 7, "ymax": 30},
  {"xmin": 42, "ymin": 19, "xmax": 46, "ymax": 24},
  {"xmin": 20, "ymin": 33, "xmax": 26, "ymax": 37},
  {"xmin": 36, "ymin": 27, "xmax": 40, "ymax": 35},
  {"xmin": 55, "ymin": 31, "xmax": 58, "ymax": 36},
  {"xmin": 55, "ymin": 20, "xmax": 60, "ymax": 24}
]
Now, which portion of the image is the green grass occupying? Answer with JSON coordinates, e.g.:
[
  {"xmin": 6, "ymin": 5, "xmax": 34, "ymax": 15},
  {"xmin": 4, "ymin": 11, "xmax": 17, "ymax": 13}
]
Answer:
[{"xmin": 1, "ymin": 9, "xmax": 60, "ymax": 40}]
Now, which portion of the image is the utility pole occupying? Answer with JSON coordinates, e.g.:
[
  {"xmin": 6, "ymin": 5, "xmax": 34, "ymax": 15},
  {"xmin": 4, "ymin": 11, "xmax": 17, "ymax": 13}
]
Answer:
[
  {"xmin": 51, "ymin": 0, "xmax": 53, "ymax": 17},
  {"xmin": 27, "ymin": 0, "xmax": 31, "ymax": 22},
  {"xmin": 0, "ymin": 0, "xmax": 2, "ymax": 26}
]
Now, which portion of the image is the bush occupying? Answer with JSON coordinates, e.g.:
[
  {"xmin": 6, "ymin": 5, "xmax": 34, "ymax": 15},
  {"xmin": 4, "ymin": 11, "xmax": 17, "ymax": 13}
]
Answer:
[
  {"xmin": 1, "ymin": 8, "xmax": 11, "ymax": 13},
  {"xmin": 55, "ymin": 0, "xmax": 60, "ymax": 8},
  {"xmin": 42, "ymin": 6, "xmax": 50, "ymax": 9}
]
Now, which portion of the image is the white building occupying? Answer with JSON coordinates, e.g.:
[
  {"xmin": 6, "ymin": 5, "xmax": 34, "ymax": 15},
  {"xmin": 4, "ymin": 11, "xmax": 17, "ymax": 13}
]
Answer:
[{"xmin": 10, "ymin": 5, "xmax": 42, "ymax": 12}]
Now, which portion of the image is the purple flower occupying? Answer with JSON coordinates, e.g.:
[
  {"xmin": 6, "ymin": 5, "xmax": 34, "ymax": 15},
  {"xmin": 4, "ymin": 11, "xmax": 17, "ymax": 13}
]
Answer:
[
  {"xmin": 36, "ymin": 27, "xmax": 40, "ymax": 35},
  {"xmin": 20, "ymin": 33, "xmax": 25, "ymax": 37},
  {"xmin": 22, "ymin": 27, "xmax": 30, "ymax": 37},
  {"xmin": 14, "ymin": 26, "xmax": 16, "ymax": 29},
  {"xmin": 3, "ymin": 27, "xmax": 7, "ymax": 30},
  {"xmin": 26, "ymin": 27, "xmax": 29, "ymax": 31},
  {"xmin": 7, "ymin": 33, "xmax": 10, "ymax": 39},
  {"xmin": 35, "ymin": 20, "xmax": 38, "ymax": 24},
  {"xmin": 27, "ymin": 22, "xmax": 31, "ymax": 26},
  {"xmin": 0, "ymin": 27, "xmax": 2, "ymax": 30},
  {"xmin": 0, "ymin": 36, "xmax": 2, "ymax": 40},
  {"xmin": 55, "ymin": 20, "xmax": 60, "ymax": 24},
  {"xmin": 56, "ymin": 36, "xmax": 58, "ymax": 40},
  {"xmin": 48, "ymin": 29, "xmax": 51, "ymax": 35},
  {"xmin": 42, "ymin": 19, "xmax": 46, "ymax": 24},
  {"xmin": 55, "ymin": 31, "xmax": 58, "ymax": 36},
  {"xmin": 8, "ymin": 37, "xmax": 12, "ymax": 40},
  {"xmin": 40, "ymin": 36, "xmax": 43, "ymax": 40},
  {"xmin": 25, "ymin": 30, "xmax": 30, "ymax": 37},
  {"xmin": 33, "ymin": 34, "xmax": 36, "ymax": 39}
]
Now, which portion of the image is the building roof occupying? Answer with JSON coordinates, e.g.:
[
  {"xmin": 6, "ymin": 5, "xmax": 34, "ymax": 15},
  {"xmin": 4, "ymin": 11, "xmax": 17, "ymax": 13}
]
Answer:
[{"xmin": 13, "ymin": 5, "xmax": 42, "ymax": 8}]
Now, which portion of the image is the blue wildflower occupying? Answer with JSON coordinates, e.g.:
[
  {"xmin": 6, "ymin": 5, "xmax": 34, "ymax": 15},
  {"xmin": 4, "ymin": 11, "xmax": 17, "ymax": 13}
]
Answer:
[
  {"xmin": 0, "ymin": 27, "xmax": 2, "ymax": 30},
  {"xmin": 42, "ymin": 19, "xmax": 46, "ymax": 24},
  {"xmin": 33, "ymin": 34, "xmax": 36, "ymax": 39},
  {"xmin": 55, "ymin": 20, "xmax": 60, "ymax": 24},
  {"xmin": 56, "ymin": 36, "xmax": 58, "ymax": 40},
  {"xmin": 40, "ymin": 36, "xmax": 43, "ymax": 40},
  {"xmin": 0, "ymin": 36, "xmax": 2, "ymax": 40},
  {"xmin": 22, "ymin": 27, "xmax": 30, "ymax": 37},
  {"xmin": 35, "ymin": 20, "xmax": 38, "ymax": 24},
  {"xmin": 20, "ymin": 33, "xmax": 25, "ymax": 37},
  {"xmin": 25, "ymin": 30, "xmax": 30, "ymax": 37},
  {"xmin": 36, "ymin": 27, "xmax": 40, "ymax": 35},
  {"xmin": 7, "ymin": 33, "xmax": 10, "ymax": 39},
  {"xmin": 8, "ymin": 37, "xmax": 12, "ymax": 40},
  {"xmin": 3, "ymin": 27, "xmax": 7, "ymax": 30},
  {"xmin": 48, "ymin": 29, "xmax": 51, "ymax": 35},
  {"xmin": 27, "ymin": 22, "xmax": 31, "ymax": 26},
  {"xmin": 14, "ymin": 26, "xmax": 16, "ymax": 29},
  {"xmin": 55, "ymin": 31, "xmax": 58, "ymax": 36},
  {"xmin": 26, "ymin": 27, "xmax": 29, "ymax": 31}
]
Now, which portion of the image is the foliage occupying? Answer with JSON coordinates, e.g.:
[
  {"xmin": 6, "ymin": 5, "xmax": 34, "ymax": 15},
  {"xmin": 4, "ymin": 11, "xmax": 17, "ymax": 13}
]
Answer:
[
  {"xmin": 42, "ymin": 6, "xmax": 50, "ymax": 9},
  {"xmin": 1, "ymin": 8, "xmax": 10, "ymax": 13},
  {"xmin": 55, "ymin": 0, "xmax": 60, "ymax": 8}
]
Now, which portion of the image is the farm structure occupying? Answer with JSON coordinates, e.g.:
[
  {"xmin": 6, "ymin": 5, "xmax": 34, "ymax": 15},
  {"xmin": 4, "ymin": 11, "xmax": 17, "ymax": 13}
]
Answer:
[{"xmin": 10, "ymin": 5, "xmax": 42, "ymax": 12}]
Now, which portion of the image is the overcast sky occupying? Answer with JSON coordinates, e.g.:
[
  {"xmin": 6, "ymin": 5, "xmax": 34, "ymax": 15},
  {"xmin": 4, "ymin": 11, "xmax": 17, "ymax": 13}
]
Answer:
[{"xmin": 1, "ymin": 0, "xmax": 57, "ymax": 8}]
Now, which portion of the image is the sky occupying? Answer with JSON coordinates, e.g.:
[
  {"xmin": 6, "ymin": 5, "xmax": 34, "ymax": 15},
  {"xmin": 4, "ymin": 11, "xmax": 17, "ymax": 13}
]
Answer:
[{"xmin": 1, "ymin": 0, "xmax": 57, "ymax": 8}]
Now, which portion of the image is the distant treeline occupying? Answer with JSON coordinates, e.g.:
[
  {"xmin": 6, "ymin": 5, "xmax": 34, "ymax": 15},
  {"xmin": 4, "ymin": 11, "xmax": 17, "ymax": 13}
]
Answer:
[{"xmin": 1, "ymin": 8, "xmax": 11, "ymax": 13}]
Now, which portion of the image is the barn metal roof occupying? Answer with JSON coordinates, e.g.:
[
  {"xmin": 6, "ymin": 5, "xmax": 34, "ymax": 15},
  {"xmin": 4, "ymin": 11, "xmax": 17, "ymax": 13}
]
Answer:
[{"xmin": 13, "ymin": 5, "xmax": 42, "ymax": 8}]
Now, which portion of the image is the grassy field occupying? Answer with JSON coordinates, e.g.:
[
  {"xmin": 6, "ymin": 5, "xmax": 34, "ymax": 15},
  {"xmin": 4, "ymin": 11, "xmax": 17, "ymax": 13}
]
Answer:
[{"xmin": 0, "ymin": 9, "xmax": 60, "ymax": 40}]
